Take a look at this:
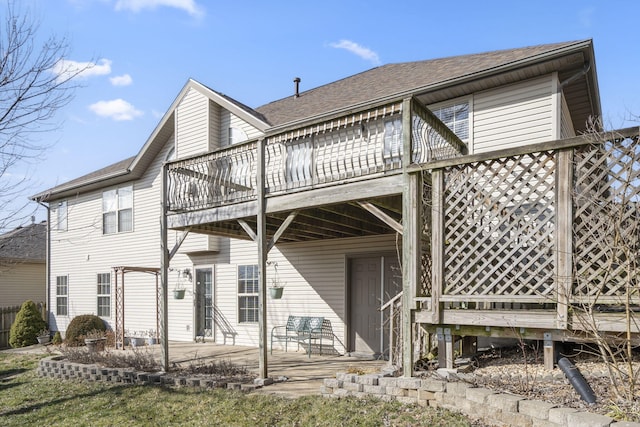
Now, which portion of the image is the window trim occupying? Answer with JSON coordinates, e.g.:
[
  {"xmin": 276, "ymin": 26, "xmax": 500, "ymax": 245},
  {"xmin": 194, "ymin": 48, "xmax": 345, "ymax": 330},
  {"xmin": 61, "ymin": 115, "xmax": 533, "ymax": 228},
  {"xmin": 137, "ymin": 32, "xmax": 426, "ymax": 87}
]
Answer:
[
  {"xmin": 102, "ymin": 185, "xmax": 133, "ymax": 235},
  {"xmin": 56, "ymin": 275, "xmax": 68, "ymax": 316},
  {"xmin": 97, "ymin": 273, "xmax": 111, "ymax": 318},
  {"xmin": 428, "ymin": 96, "xmax": 473, "ymax": 147},
  {"xmin": 57, "ymin": 201, "xmax": 67, "ymax": 231},
  {"xmin": 237, "ymin": 264, "xmax": 259, "ymax": 324}
]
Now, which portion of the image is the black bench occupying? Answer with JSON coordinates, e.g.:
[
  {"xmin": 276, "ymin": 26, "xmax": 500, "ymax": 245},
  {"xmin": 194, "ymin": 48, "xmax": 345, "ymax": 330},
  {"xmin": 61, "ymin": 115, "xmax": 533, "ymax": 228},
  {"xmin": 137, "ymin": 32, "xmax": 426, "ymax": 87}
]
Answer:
[{"xmin": 270, "ymin": 315, "xmax": 334, "ymax": 357}]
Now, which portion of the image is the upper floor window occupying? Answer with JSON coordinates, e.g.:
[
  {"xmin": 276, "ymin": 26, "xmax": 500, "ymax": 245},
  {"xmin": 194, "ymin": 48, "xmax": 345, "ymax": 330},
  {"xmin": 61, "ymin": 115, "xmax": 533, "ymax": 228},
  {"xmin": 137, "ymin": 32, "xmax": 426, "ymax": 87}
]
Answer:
[
  {"xmin": 57, "ymin": 201, "xmax": 67, "ymax": 231},
  {"xmin": 103, "ymin": 185, "xmax": 133, "ymax": 234},
  {"xmin": 431, "ymin": 101, "xmax": 469, "ymax": 141}
]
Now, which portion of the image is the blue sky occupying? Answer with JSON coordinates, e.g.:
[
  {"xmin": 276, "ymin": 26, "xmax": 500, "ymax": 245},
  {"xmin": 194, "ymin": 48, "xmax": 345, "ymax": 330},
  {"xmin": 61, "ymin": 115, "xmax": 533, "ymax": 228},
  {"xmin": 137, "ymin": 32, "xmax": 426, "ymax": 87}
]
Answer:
[{"xmin": 5, "ymin": 0, "xmax": 640, "ymax": 227}]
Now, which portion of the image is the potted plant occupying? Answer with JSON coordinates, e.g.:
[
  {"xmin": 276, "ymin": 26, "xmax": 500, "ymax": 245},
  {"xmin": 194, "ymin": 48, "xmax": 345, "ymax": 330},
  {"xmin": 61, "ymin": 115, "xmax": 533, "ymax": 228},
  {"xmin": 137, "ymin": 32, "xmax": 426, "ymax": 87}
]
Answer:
[
  {"xmin": 84, "ymin": 329, "xmax": 106, "ymax": 352},
  {"xmin": 146, "ymin": 329, "xmax": 158, "ymax": 345},
  {"xmin": 37, "ymin": 329, "xmax": 50, "ymax": 345},
  {"xmin": 127, "ymin": 330, "xmax": 145, "ymax": 347},
  {"xmin": 268, "ymin": 261, "xmax": 285, "ymax": 299},
  {"xmin": 173, "ymin": 287, "xmax": 186, "ymax": 299}
]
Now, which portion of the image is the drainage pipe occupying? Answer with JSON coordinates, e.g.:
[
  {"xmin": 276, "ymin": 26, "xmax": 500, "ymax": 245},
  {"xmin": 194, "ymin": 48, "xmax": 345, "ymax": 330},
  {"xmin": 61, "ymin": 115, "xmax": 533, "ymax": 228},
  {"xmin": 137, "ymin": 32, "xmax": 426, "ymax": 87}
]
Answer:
[{"xmin": 557, "ymin": 357, "xmax": 597, "ymax": 404}]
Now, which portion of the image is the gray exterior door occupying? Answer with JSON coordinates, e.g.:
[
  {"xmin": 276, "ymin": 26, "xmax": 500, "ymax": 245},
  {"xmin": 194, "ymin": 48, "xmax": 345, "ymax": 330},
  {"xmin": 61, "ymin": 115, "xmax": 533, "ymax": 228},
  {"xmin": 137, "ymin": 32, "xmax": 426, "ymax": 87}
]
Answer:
[
  {"xmin": 195, "ymin": 268, "xmax": 213, "ymax": 339},
  {"xmin": 349, "ymin": 255, "xmax": 401, "ymax": 357}
]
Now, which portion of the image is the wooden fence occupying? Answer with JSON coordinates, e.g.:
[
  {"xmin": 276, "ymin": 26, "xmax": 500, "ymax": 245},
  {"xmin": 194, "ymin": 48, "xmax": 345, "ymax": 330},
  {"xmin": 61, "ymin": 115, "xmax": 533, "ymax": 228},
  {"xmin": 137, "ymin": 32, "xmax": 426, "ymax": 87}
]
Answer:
[{"xmin": 0, "ymin": 302, "xmax": 46, "ymax": 349}]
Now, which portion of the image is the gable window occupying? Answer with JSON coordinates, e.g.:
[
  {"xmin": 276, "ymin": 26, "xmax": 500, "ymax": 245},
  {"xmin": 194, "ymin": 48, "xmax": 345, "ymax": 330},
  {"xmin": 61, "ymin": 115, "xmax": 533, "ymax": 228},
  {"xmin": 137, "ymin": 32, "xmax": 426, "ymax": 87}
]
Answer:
[
  {"xmin": 431, "ymin": 101, "xmax": 469, "ymax": 141},
  {"xmin": 238, "ymin": 265, "xmax": 259, "ymax": 323},
  {"xmin": 229, "ymin": 127, "xmax": 248, "ymax": 145},
  {"xmin": 97, "ymin": 273, "xmax": 111, "ymax": 317},
  {"xmin": 57, "ymin": 201, "xmax": 67, "ymax": 231},
  {"xmin": 103, "ymin": 185, "xmax": 133, "ymax": 234},
  {"xmin": 56, "ymin": 276, "xmax": 68, "ymax": 316}
]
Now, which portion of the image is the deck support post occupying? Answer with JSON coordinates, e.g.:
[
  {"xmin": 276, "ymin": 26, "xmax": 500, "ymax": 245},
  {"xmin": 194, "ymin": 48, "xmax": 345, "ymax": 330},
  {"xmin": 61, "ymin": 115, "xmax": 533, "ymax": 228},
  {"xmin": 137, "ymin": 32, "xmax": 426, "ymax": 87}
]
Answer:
[
  {"xmin": 257, "ymin": 139, "xmax": 269, "ymax": 379},
  {"xmin": 401, "ymin": 97, "xmax": 421, "ymax": 376},
  {"xmin": 160, "ymin": 163, "xmax": 170, "ymax": 372},
  {"xmin": 556, "ymin": 148, "xmax": 574, "ymax": 330},
  {"xmin": 544, "ymin": 332, "xmax": 555, "ymax": 370}
]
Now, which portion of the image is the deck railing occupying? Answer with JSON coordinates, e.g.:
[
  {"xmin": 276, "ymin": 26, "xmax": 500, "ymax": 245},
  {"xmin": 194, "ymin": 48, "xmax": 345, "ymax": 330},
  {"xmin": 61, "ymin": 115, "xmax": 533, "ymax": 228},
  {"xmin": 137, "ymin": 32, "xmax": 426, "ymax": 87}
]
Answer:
[{"xmin": 166, "ymin": 99, "xmax": 466, "ymax": 212}]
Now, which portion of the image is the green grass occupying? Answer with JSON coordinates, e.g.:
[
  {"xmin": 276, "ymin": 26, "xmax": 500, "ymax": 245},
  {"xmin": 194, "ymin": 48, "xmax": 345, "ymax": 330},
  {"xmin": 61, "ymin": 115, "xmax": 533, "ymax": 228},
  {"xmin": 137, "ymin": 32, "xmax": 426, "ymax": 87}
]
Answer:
[{"xmin": 0, "ymin": 353, "xmax": 472, "ymax": 426}]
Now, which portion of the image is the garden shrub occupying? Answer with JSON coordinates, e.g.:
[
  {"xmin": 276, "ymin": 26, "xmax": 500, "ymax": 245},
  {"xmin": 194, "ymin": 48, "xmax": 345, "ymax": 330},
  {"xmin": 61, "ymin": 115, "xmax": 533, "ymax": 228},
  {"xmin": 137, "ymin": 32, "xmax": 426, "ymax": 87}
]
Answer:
[
  {"xmin": 52, "ymin": 331, "xmax": 63, "ymax": 345},
  {"xmin": 65, "ymin": 314, "xmax": 106, "ymax": 346},
  {"xmin": 9, "ymin": 300, "xmax": 47, "ymax": 348}
]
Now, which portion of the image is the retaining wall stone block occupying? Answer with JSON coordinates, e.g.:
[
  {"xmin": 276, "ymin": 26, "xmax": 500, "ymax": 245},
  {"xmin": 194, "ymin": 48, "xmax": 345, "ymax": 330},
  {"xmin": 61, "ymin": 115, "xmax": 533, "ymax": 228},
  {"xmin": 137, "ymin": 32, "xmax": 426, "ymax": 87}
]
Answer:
[
  {"xmin": 324, "ymin": 379, "xmax": 343, "ymax": 388},
  {"xmin": 446, "ymin": 381, "xmax": 473, "ymax": 397},
  {"xmin": 397, "ymin": 378, "xmax": 422, "ymax": 389},
  {"xmin": 487, "ymin": 393, "xmax": 524, "ymax": 413},
  {"xmin": 421, "ymin": 378, "xmax": 446, "ymax": 392},
  {"xmin": 378, "ymin": 377, "xmax": 398, "ymax": 388},
  {"xmin": 466, "ymin": 387, "xmax": 495, "ymax": 404},
  {"xmin": 362, "ymin": 385, "xmax": 386, "ymax": 394},
  {"xmin": 566, "ymin": 411, "xmax": 615, "ymax": 427},
  {"xmin": 343, "ymin": 382, "xmax": 363, "ymax": 393},
  {"xmin": 519, "ymin": 400, "xmax": 557, "ymax": 420}
]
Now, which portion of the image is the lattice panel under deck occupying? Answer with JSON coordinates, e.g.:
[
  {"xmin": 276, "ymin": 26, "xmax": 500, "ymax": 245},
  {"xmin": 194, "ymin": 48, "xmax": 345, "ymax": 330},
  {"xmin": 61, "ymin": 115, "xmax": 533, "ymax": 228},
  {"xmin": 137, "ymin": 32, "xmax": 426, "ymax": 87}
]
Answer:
[
  {"xmin": 573, "ymin": 136, "xmax": 640, "ymax": 298},
  {"xmin": 420, "ymin": 170, "xmax": 432, "ymax": 297},
  {"xmin": 443, "ymin": 152, "xmax": 556, "ymax": 297}
]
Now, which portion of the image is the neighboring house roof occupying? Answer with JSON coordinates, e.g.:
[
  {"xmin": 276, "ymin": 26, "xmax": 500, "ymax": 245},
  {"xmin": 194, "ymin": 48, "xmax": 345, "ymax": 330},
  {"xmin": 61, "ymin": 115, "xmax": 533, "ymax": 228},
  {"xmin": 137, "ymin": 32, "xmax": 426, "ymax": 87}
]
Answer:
[
  {"xmin": 0, "ymin": 221, "xmax": 46, "ymax": 263},
  {"xmin": 31, "ymin": 40, "xmax": 600, "ymax": 202}
]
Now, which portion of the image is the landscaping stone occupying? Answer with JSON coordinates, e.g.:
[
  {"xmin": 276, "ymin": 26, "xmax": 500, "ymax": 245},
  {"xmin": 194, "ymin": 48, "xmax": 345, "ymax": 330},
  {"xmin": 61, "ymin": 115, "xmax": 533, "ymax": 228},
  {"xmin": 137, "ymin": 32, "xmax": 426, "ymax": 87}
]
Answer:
[
  {"xmin": 518, "ymin": 400, "xmax": 557, "ymax": 420},
  {"xmin": 566, "ymin": 411, "xmax": 615, "ymax": 427}
]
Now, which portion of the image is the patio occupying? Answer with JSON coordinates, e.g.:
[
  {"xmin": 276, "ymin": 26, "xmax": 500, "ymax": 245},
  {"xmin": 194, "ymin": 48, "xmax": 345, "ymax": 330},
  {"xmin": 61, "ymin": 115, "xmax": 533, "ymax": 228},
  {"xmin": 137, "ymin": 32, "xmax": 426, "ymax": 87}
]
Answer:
[{"xmin": 152, "ymin": 342, "xmax": 387, "ymax": 397}]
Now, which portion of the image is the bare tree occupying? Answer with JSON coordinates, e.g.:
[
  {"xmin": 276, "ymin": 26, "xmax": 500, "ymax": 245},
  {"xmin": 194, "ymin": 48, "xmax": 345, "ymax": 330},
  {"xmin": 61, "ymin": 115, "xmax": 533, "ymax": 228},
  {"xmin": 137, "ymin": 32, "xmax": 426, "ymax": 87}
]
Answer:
[
  {"xmin": 572, "ymin": 121, "xmax": 640, "ymax": 405},
  {"xmin": 0, "ymin": 1, "xmax": 89, "ymax": 231}
]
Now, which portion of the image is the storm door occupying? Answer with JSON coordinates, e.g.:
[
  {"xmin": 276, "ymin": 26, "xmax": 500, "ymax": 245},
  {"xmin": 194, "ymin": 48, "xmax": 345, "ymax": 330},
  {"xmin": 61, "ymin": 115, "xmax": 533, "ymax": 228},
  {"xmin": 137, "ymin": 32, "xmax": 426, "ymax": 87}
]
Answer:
[
  {"xmin": 195, "ymin": 267, "xmax": 213, "ymax": 340},
  {"xmin": 348, "ymin": 255, "xmax": 401, "ymax": 357}
]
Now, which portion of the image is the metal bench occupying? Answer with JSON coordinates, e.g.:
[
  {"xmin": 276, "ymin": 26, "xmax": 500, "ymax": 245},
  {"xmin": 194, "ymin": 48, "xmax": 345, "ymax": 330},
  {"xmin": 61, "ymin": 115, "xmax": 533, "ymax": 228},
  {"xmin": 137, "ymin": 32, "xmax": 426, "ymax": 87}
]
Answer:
[{"xmin": 270, "ymin": 315, "xmax": 334, "ymax": 357}]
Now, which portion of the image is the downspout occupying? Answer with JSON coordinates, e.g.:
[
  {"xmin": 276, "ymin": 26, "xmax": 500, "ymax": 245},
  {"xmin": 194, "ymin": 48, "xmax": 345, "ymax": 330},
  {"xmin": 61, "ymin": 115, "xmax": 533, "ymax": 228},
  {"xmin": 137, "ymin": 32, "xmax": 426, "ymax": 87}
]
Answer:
[
  {"xmin": 36, "ymin": 201, "xmax": 51, "ymax": 328},
  {"xmin": 559, "ymin": 61, "xmax": 591, "ymax": 89}
]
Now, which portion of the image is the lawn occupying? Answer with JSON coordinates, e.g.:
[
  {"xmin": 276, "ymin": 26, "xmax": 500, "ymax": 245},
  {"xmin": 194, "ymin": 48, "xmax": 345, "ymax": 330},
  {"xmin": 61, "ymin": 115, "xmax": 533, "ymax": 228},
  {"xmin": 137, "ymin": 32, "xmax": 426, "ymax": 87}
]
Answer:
[{"xmin": 0, "ymin": 353, "xmax": 473, "ymax": 426}]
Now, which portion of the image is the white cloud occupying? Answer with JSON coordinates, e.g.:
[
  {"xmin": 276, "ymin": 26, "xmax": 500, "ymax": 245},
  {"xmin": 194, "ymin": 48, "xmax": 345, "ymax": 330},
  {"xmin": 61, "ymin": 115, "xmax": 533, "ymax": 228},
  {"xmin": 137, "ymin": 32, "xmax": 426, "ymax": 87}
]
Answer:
[
  {"xmin": 89, "ymin": 99, "xmax": 143, "ymax": 121},
  {"xmin": 114, "ymin": 0, "xmax": 204, "ymax": 17},
  {"xmin": 51, "ymin": 58, "xmax": 112, "ymax": 82},
  {"xmin": 329, "ymin": 40, "xmax": 380, "ymax": 65},
  {"xmin": 110, "ymin": 74, "xmax": 133, "ymax": 86}
]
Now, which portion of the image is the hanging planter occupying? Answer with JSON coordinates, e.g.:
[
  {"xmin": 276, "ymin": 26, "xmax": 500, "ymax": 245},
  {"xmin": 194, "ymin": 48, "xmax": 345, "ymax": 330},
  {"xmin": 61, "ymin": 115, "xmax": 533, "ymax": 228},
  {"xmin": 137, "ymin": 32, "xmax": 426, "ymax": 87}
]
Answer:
[
  {"xmin": 173, "ymin": 289, "xmax": 186, "ymax": 299},
  {"xmin": 269, "ymin": 286, "xmax": 284, "ymax": 299}
]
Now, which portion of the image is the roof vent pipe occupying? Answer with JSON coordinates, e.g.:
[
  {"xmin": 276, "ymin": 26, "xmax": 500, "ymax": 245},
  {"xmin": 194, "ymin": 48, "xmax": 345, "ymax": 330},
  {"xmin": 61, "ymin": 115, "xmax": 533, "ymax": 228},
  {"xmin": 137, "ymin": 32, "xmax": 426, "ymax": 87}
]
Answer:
[{"xmin": 293, "ymin": 77, "xmax": 301, "ymax": 98}]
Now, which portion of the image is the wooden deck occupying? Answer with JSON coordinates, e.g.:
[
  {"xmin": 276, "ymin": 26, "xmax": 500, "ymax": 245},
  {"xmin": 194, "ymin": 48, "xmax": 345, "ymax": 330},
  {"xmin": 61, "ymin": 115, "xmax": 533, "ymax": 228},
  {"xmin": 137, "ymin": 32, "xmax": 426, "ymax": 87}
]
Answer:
[{"xmin": 162, "ymin": 95, "xmax": 640, "ymax": 372}]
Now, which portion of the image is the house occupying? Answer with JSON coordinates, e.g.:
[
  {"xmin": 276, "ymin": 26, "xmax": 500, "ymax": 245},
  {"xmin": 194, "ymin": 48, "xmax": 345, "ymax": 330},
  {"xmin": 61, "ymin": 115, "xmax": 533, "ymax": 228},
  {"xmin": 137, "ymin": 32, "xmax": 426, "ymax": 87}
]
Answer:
[
  {"xmin": 0, "ymin": 220, "xmax": 46, "ymax": 307},
  {"xmin": 33, "ymin": 39, "xmax": 614, "ymax": 375}
]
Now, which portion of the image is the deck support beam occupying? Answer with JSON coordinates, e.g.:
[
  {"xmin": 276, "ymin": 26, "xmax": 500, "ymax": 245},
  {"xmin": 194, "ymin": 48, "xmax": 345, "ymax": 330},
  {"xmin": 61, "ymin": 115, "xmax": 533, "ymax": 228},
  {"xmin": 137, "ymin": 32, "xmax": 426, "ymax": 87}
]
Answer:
[
  {"xmin": 401, "ymin": 98, "xmax": 421, "ymax": 375},
  {"xmin": 358, "ymin": 201, "xmax": 403, "ymax": 235},
  {"xmin": 160, "ymin": 164, "xmax": 170, "ymax": 372},
  {"xmin": 256, "ymin": 139, "xmax": 269, "ymax": 379}
]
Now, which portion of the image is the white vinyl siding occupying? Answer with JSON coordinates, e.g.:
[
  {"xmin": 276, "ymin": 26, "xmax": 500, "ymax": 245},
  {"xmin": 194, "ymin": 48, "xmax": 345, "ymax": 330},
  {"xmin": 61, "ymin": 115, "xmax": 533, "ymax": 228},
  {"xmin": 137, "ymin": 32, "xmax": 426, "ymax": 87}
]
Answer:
[
  {"xmin": 48, "ymin": 139, "xmax": 194, "ymax": 338},
  {"xmin": 213, "ymin": 234, "xmax": 397, "ymax": 352},
  {"xmin": 473, "ymin": 76, "xmax": 555, "ymax": 153},
  {"xmin": 560, "ymin": 93, "xmax": 576, "ymax": 139},
  {"xmin": 176, "ymin": 87, "xmax": 210, "ymax": 158}
]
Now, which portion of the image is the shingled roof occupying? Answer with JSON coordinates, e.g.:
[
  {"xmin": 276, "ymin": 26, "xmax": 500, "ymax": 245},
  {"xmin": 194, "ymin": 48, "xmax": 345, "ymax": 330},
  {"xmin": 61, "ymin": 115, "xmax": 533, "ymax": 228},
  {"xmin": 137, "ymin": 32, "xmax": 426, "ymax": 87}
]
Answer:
[
  {"xmin": 33, "ymin": 40, "xmax": 598, "ymax": 201},
  {"xmin": 0, "ymin": 221, "xmax": 46, "ymax": 262},
  {"xmin": 254, "ymin": 41, "xmax": 586, "ymax": 127}
]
